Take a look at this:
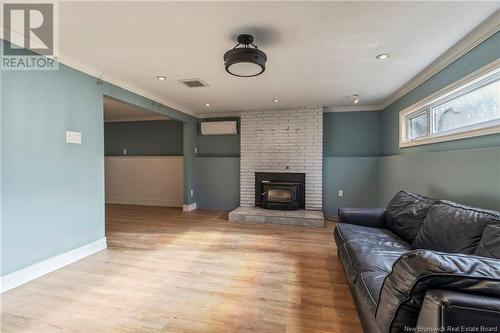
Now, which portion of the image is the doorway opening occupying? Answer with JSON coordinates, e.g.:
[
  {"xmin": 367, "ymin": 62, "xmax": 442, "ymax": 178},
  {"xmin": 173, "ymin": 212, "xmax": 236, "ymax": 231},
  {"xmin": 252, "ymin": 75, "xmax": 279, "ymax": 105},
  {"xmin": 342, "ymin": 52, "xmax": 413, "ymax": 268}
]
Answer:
[{"xmin": 103, "ymin": 96, "xmax": 184, "ymax": 217}]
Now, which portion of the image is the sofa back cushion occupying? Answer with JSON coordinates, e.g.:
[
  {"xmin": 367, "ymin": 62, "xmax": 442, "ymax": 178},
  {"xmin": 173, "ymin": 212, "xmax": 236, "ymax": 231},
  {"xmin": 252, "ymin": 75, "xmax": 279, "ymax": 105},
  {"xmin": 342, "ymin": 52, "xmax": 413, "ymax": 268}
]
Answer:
[
  {"xmin": 475, "ymin": 224, "xmax": 500, "ymax": 259},
  {"xmin": 413, "ymin": 201, "xmax": 500, "ymax": 254},
  {"xmin": 385, "ymin": 191, "xmax": 435, "ymax": 243}
]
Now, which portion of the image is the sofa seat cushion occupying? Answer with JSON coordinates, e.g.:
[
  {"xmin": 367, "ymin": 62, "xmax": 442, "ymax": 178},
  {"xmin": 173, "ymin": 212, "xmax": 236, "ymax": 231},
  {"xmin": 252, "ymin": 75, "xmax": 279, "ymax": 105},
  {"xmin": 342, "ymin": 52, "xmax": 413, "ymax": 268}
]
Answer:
[
  {"xmin": 475, "ymin": 224, "xmax": 500, "ymax": 259},
  {"xmin": 334, "ymin": 223, "xmax": 411, "ymax": 249},
  {"xmin": 356, "ymin": 271, "xmax": 387, "ymax": 306},
  {"xmin": 339, "ymin": 240, "xmax": 408, "ymax": 284},
  {"xmin": 413, "ymin": 201, "xmax": 500, "ymax": 254},
  {"xmin": 385, "ymin": 191, "xmax": 435, "ymax": 244},
  {"xmin": 349, "ymin": 271, "xmax": 387, "ymax": 333}
]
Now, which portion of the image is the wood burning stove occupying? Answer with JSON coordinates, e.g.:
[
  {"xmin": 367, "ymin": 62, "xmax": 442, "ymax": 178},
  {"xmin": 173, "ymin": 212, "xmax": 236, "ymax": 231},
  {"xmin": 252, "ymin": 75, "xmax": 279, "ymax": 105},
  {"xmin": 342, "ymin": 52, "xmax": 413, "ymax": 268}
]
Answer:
[{"xmin": 255, "ymin": 172, "xmax": 305, "ymax": 210}]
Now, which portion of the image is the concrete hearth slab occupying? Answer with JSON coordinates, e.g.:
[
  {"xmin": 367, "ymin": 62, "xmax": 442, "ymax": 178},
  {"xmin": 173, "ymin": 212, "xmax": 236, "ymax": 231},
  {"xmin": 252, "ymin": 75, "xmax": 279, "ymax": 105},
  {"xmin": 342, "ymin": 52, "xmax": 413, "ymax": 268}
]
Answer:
[{"xmin": 228, "ymin": 207, "xmax": 325, "ymax": 227}]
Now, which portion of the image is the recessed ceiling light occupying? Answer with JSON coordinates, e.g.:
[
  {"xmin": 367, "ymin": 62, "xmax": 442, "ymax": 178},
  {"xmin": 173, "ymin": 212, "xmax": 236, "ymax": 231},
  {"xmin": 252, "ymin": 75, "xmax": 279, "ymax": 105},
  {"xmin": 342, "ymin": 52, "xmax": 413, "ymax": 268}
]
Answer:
[
  {"xmin": 352, "ymin": 94, "xmax": 360, "ymax": 104},
  {"xmin": 273, "ymin": 99, "xmax": 279, "ymax": 103},
  {"xmin": 205, "ymin": 103, "xmax": 210, "ymax": 107},
  {"xmin": 156, "ymin": 75, "xmax": 166, "ymax": 80},
  {"xmin": 376, "ymin": 53, "xmax": 389, "ymax": 60}
]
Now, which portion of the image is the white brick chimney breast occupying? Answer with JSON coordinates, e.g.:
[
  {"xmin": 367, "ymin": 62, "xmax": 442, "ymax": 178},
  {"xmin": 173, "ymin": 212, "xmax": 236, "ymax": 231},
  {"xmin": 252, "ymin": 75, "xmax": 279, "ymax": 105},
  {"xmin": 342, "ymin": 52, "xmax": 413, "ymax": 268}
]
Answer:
[{"xmin": 239, "ymin": 107, "xmax": 323, "ymax": 210}]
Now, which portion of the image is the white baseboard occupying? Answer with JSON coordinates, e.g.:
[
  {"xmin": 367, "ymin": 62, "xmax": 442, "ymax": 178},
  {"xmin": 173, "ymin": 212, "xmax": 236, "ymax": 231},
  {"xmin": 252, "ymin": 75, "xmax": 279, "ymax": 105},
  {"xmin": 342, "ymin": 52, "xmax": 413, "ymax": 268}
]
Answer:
[
  {"xmin": 0, "ymin": 238, "xmax": 107, "ymax": 293},
  {"xmin": 106, "ymin": 197, "xmax": 183, "ymax": 207},
  {"xmin": 183, "ymin": 202, "xmax": 197, "ymax": 212}
]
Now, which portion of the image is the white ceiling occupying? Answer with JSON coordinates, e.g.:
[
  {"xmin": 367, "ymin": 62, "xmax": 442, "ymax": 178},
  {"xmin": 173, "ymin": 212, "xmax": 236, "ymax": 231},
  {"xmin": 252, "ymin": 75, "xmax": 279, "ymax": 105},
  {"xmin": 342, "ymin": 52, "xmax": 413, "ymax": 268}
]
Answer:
[
  {"xmin": 58, "ymin": 2, "xmax": 499, "ymax": 116},
  {"xmin": 104, "ymin": 96, "xmax": 169, "ymax": 122}
]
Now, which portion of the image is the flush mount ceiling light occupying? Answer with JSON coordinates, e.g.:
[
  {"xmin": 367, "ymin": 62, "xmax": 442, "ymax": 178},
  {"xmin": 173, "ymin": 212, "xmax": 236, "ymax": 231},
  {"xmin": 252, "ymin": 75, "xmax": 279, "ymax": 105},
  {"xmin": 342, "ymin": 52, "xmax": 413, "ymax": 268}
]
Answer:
[
  {"xmin": 224, "ymin": 34, "xmax": 267, "ymax": 77},
  {"xmin": 352, "ymin": 94, "xmax": 360, "ymax": 104},
  {"xmin": 273, "ymin": 99, "xmax": 279, "ymax": 103},
  {"xmin": 156, "ymin": 75, "xmax": 166, "ymax": 80},
  {"xmin": 376, "ymin": 53, "xmax": 390, "ymax": 60},
  {"xmin": 205, "ymin": 103, "xmax": 210, "ymax": 107}
]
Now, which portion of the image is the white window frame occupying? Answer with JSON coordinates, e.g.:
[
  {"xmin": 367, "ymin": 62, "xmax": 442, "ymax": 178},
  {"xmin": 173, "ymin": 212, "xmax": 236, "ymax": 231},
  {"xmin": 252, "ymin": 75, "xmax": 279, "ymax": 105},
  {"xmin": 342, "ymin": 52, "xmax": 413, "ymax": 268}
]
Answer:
[{"xmin": 399, "ymin": 59, "xmax": 500, "ymax": 148}]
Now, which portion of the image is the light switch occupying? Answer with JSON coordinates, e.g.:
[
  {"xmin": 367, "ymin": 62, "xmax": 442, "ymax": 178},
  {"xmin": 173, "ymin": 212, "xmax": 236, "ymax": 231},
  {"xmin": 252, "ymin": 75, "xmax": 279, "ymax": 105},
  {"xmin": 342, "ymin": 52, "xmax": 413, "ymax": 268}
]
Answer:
[{"xmin": 66, "ymin": 131, "xmax": 81, "ymax": 144}]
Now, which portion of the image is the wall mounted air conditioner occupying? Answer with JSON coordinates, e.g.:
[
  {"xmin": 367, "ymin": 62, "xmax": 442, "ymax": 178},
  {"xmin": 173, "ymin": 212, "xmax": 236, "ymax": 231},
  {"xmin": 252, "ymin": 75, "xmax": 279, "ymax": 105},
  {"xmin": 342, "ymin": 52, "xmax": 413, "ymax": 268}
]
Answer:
[{"xmin": 200, "ymin": 121, "xmax": 238, "ymax": 135}]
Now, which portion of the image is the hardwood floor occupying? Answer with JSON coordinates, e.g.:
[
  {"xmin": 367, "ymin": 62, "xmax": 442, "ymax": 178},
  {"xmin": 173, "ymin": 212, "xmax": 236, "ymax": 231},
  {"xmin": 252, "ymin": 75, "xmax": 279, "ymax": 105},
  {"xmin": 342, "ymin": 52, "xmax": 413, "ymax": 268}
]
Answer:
[{"xmin": 1, "ymin": 205, "xmax": 362, "ymax": 333}]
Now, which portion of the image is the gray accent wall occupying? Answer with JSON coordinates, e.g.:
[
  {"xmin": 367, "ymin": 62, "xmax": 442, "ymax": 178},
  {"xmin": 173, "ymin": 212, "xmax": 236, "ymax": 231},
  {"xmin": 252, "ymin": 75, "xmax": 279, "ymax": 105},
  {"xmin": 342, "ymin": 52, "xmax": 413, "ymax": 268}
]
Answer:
[
  {"xmin": 323, "ymin": 157, "xmax": 381, "ymax": 217},
  {"xmin": 323, "ymin": 111, "xmax": 382, "ymax": 157},
  {"xmin": 322, "ymin": 111, "xmax": 382, "ymax": 217},
  {"xmin": 379, "ymin": 148, "xmax": 500, "ymax": 211},
  {"xmin": 105, "ymin": 120, "xmax": 183, "ymax": 156},
  {"xmin": 196, "ymin": 157, "xmax": 240, "ymax": 211}
]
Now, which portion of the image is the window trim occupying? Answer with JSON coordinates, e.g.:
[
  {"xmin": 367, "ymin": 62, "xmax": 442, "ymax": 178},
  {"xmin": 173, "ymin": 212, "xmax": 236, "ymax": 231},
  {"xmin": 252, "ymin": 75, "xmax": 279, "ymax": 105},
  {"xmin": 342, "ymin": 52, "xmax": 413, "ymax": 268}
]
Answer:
[{"xmin": 399, "ymin": 59, "xmax": 500, "ymax": 148}]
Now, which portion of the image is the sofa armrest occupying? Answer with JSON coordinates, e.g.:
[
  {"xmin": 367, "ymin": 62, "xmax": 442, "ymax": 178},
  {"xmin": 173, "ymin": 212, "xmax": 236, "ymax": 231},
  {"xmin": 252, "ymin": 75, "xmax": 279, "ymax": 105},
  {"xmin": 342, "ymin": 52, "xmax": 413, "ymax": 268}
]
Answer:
[
  {"xmin": 417, "ymin": 289, "xmax": 500, "ymax": 331},
  {"xmin": 337, "ymin": 208, "xmax": 387, "ymax": 228},
  {"xmin": 375, "ymin": 250, "xmax": 500, "ymax": 333}
]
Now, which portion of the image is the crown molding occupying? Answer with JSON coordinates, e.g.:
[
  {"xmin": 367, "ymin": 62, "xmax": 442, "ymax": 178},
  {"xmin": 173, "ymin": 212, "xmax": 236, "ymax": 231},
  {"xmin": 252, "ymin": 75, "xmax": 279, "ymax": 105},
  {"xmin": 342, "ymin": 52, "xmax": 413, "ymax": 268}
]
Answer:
[
  {"xmin": 199, "ymin": 111, "xmax": 242, "ymax": 118},
  {"xmin": 199, "ymin": 105, "xmax": 383, "ymax": 118},
  {"xmin": 57, "ymin": 53, "xmax": 199, "ymax": 118},
  {"xmin": 104, "ymin": 114, "xmax": 170, "ymax": 123},
  {"xmin": 1, "ymin": 30, "xmax": 198, "ymax": 118},
  {"xmin": 381, "ymin": 10, "xmax": 500, "ymax": 109},
  {"xmin": 199, "ymin": 106, "xmax": 326, "ymax": 118},
  {"xmin": 324, "ymin": 105, "xmax": 382, "ymax": 112}
]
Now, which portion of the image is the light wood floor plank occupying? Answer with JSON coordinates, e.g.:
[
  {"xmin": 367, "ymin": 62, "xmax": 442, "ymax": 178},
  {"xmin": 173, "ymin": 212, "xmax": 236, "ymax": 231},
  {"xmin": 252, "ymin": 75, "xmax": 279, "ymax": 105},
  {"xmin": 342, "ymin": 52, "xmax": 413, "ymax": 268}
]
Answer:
[{"xmin": 1, "ymin": 205, "xmax": 362, "ymax": 333}]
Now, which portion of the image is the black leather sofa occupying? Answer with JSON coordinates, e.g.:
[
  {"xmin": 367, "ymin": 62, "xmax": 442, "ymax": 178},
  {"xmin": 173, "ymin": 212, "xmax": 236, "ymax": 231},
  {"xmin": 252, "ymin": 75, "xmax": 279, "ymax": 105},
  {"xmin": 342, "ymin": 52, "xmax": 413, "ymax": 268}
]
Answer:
[{"xmin": 334, "ymin": 191, "xmax": 500, "ymax": 333}]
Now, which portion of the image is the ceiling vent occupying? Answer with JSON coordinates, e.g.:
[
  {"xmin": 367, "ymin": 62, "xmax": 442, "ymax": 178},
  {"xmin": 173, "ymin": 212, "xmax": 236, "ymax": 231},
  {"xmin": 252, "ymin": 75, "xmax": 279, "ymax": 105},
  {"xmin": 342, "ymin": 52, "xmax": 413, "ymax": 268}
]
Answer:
[{"xmin": 179, "ymin": 78, "xmax": 209, "ymax": 88}]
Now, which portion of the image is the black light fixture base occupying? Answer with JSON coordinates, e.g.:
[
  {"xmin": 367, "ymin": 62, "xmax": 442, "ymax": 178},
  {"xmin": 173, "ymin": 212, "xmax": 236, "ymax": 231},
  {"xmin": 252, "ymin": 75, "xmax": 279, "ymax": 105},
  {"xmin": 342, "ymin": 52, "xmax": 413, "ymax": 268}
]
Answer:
[{"xmin": 237, "ymin": 34, "xmax": 254, "ymax": 45}]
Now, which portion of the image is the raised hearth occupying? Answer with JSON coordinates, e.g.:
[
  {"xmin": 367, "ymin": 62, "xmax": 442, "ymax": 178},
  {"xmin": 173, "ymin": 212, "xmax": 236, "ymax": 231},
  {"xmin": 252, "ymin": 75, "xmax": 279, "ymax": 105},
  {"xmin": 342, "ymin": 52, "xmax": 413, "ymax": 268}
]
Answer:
[{"xmin": 228, "ymin": 207, "xmax": 325, "ymax": 227}]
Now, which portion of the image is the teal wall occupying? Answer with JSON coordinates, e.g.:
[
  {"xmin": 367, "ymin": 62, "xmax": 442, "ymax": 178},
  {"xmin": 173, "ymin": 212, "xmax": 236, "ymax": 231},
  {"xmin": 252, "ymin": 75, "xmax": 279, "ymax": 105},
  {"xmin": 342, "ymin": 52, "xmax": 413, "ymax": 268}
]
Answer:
[
  {"xmin": 196, "ymin": 157, "xmax": 240, "ymax": 210},
  {"xmin": 2, "ymin": 63, "xmax": 105, "ymax": 276},
  {"xmin": 1, "ymin": 40, "xmax": 198, "ymax": 276},
  {"xmin": 378, "ymin": 31, "xmax": 500, "ymax": 210},
  {"xmin": 322, "ymin": 111, "xmax": 382, "ymax": 217},
  {"xmin": 323, "ymin": 111, "xmax": 382, "ymax": 157},
  {"xmin": 323, "ymin": 157, "xmax": 381, "ymax": 217},
  {"xmin": 105, "ymin": 120, "xmax": 183, "ymax": 156},
  {"xmin": 324, "ymin": 32, "xmax": 500, "ymax": 216},
  {"xmin": 379, "ymin": 148, "xmax": 500, "ymax": 211},
  {"xmin": 195, "ymin": 118, "xmax": 240, "ymax": 210},
  {"xmin": 382, "ymin": 32, "xmax": 500, "ymax": 156},
  {"xmin": 197, "ymin": 118, "xmax": 240, "ymax": 157}
]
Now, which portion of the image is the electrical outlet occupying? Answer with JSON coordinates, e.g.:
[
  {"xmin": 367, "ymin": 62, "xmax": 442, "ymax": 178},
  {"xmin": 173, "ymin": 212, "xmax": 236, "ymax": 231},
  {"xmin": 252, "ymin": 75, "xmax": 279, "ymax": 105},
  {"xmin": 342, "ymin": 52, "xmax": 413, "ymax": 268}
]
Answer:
[
  {"xmin": 338, "ymin": 190, "xmax": 344, "ymax": 197},
  {"xmin": 194, "ymin": 147, "xmax": 198, "ymax": 154},
  {"xmin": 190, "ymin": 189, "xmax": 194, "ymax": 197},
  {"xmin": 123, "ymin": 148, "xmax": 127, "ymax": 155}
]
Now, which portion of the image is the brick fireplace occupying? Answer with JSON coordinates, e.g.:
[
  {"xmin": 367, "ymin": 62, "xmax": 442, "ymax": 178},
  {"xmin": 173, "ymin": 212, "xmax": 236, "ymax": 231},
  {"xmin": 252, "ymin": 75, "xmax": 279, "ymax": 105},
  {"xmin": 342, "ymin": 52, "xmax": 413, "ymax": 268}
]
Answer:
[{"xmin": 239, "ymin": 107, "xmax": 323, "ymax": 210}]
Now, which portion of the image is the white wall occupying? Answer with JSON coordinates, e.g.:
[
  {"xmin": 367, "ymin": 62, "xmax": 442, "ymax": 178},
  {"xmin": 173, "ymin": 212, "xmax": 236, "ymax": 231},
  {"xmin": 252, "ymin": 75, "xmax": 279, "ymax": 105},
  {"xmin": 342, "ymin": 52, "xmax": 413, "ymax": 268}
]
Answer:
[
  {"xmin": 240, "ymin": 107, "xmax": 323, "ymax": 210},
  {"xmin": 105, "ymin": 156, "xmax": 183, "ymax": 207}
]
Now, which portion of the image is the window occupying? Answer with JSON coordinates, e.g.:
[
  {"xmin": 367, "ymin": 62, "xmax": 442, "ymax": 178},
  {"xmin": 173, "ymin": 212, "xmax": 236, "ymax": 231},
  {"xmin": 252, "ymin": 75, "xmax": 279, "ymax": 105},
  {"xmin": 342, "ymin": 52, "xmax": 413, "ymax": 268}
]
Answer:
[
  {"xmin": 408, "ymin": 111, "xmax": 428, "ymax": 140},
  {"xmin": 400, "ymin": 62, "xmax": 500, "ymax": 147}
]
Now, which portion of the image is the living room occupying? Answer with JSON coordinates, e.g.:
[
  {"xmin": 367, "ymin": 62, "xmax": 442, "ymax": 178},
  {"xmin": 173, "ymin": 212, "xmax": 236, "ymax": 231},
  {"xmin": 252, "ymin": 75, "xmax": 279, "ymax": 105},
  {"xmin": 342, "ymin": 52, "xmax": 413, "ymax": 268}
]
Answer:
[{"xmin": 1, "ymin": 2, "xmax": 499, "ymax": 332}]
